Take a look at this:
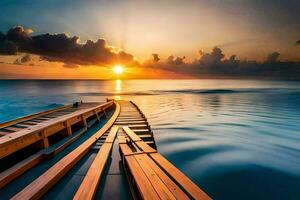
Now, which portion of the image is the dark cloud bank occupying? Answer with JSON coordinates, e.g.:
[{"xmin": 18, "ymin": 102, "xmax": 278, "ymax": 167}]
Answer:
[
  {"xmin": 0, "ymin": 26, "xmax": 135, "ymax": 66},
  {"xmin": 148, "ymin": 47, "xmax": 300, "ymax": 80},
  {"xmin": 0, "ymin": 26, "xmax": 300, "ymax": 80}
]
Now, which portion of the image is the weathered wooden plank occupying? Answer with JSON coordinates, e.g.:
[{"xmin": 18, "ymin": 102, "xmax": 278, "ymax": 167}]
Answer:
[
  {"xmin": 119, "ymin": 143, "xmax": 136, "ymax": 156},
  {"xmin": 117, "ymin": 135, "xmax": 127, "ymax": 144},
  {"xmin": 134, "ymin": 154, "xmax": 176, "ymax": 200},
  {"xmin": 74, "ymin": 126, "xmax": 118, "ymax": 199},
  {"xmin": 131, "ymin": 129, "xmax": 151, "ymax": 134},
  {"xmin": 3, "ymin": 127, "xmax": 23, "ymax": 132},
  {"xmin": 18, "ymin": 122, "xmax": 37, "ymax": 126},
  {"xmin": 128, "ymin": 124, "xmax": 149, "ymax": 129},
  {"xmin": 135, "ymin": 141, "xmax": 157, "ymax": 153},
  {"xmin": 114, "ymin": 121, "xmax": 148, "ymax": 125},
  {"xmin": 11, "ymin": 101, "xmax": 120, "ymax": 200},
  {"xmin": 73, "ymin": 143, "xmax": 113, "ymax": 200},
  {"xmin": 0, "ymin": 153, "xmax": 43, "ymax": 189},
  {"xmin": 105, "ymin": 126, "xmax": 119, "ymax": 143},
  {"xmin": 125, "ymin": 155, "xmax": 160, "ymax": 199},
  {"xmin": 142, "ymin": 154, "xmax": 189, "ymax": 200},
  {"xmin": 115, "ymin": 119, "xmax": 146, "ymax": 122},
  {"xmin": 0, "ymin": 131, "xmax": 11, "ymax": 136},
  {"xmin": 150, "ymin": 153, "xmax": 212, "ymax": 200},
  {"xmin": 123, "ymin": 126, "xmax": 142, "ymax": 142}
]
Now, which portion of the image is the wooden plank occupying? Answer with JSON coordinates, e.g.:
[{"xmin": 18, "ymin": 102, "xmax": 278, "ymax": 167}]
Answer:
[
  {"xmin": 134, "ymin": 154, "xmax": 176, "ymax": 200},
  {"xmin": 3, "ymin": 127, "xmax": 23, "ymax": 132},
  {"xmin": 0, "ymin": 153, "xmax": 43, "ymax": 189},
  {"xmin": 0, "ymin": 131, "xmax": 11, "ymax": 136},
  {"xmin": 135, "ymin": 141, "xmax": 157, "ymax": 153},
  {"xmin": 123, "ymin": 126, "xmax": 142, "ymax": 142},
  {"xmin": 142, "ymin": 154, "xmax": 189, "ymax": 200},
  {"xmin": 119, "ymin": 143, "xmax": 136, "ymax": 156},
  {"xmin": 11, "ymin": 101, "xmax": 120, "ymax": 200},
  {"xmin": 19, "ymin": 122, "xmax": 37, "ymax": 125},
  {"xmin": 150, "ymin": 153, "xmax": 211, "ymax": 200},
  {"xmin": 73, "ymin": 143, "xmax": 113, "ymax": 200},
  {"xmin": 35, "ymin": 117, "xmax": 51, "ymax": 120},
  {"xmin": 115, "ymin": 119, "xmax": 146, "ymax": 122},
  {"xmin": 125, "ymin": 155, "xmax": 160, "ymax": 199},
  {"xmin": 117, "ymin": 135, "xmax": 127, "ymax": 144},
  {"xmin": 128, "ymin": 124, "xmax": 149, "ymax": 129},
  {"xmin": 114, "ymin": 121, "xmax": 148, "ymax": 125},
  {"xmin": 131, "ymin": 129, "xmax": 151, "ymax": 134},
  {"xmin": 15, "ymin": 123, "xmax": 30, "ymax": 127},
  {"xmin": 105, "ymin": 126, "xmax": 119, "ymax": 143}
]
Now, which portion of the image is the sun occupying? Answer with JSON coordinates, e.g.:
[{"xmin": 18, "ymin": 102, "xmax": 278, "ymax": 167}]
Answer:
[{"xmin": 113, "ymin": 65, "xmax": 124, "ymax": 75}]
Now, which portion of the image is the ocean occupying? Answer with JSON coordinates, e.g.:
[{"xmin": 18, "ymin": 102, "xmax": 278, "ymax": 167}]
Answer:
[{"xmin": 0, "ymin": 79, "xmax": 299, "ymax": 200}]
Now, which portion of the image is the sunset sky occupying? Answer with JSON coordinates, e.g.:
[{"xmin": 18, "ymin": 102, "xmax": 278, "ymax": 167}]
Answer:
[{"xmin": 0, "ymin": 0, "xmax": 299, "ymax": 79}]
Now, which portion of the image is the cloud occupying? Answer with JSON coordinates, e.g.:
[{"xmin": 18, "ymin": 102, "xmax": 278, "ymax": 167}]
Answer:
[
  {"xmin": 266, "ymin": 52, "xmax": 280, "ymax": 63},
  {"xmin": 143, "ymin": 47, "xmax": 300, "ymax": 80},
  {"xmin": 152, "ymin": 53, "xmax": 160, "ymax": 63},
  {"xmin": 199, "ymin": 47, "xmax": 224, "ymax": 67},
  {"xmin": 0, "ymin": 26, "xmax": 135, "ymax": 66},
  {"xmin": 14, "ymin": 54, "xmax": 32, "ymax": 65},
  {"xmin": 167, "ymin": 55, "xmax": 186, "ymax": 65}
]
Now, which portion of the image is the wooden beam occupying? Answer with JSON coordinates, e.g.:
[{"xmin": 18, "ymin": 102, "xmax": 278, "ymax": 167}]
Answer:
[
  {"xmin": 105, "ymin": 126, "xmax": 119, "ymax": 143},
  {"xmin": 134, "ymin": 154, "xmax": 176, "ymax": 200},
  {"xmin": 141, "ymin": 154, "xmax": 189, "ymax": 200},
  {"xmin": 3, "ymin": 127, "xmax": 23, "ymax": 132},
  {"xmin": 73, "ymin": 126, "xmax": 119, "ymax": 200},
  {"xmin": 135, "ymin": 141, "xmax": 156, "ymax": 153},
  {"xmin": 150, "ymin": 153, "xmax": 212, "ymax": 200},
  {"xmin": 122, "ymin": 126, "xmax": 142, "ymax": 142},
  {"xmin": 125, "ymin": 155, "xmax": 160, "ymax": 199},
  {"xmin": 0, "ymin": 153, "xmax": 43, "ymax": 189}
]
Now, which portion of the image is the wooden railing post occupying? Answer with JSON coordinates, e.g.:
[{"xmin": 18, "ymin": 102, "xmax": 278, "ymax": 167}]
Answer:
[
  {"xmin": 81, "ymin": 114, "xmax": 87, "ymax": 128},
  {"xmin": 41, "ymin": 130, "xmax": 49, "ymax": 148},
  {"xmin": 64, "ymin": 121, "xmax": 72, "ymax": 136},
  {"xmin": 94, "ymin": 110, "xmax": 100, "ymax": 122}
]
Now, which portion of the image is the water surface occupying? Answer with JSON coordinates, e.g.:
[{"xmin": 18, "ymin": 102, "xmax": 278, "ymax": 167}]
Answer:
[{"xmin": 0, "ymin": 79, "xmax": 299, "ymax": 200}]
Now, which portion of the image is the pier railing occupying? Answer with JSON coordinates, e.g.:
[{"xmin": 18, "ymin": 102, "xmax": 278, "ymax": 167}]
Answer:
[{"xmin": 0, "ymin": 101, "xmax": 114, "ymax": 159}]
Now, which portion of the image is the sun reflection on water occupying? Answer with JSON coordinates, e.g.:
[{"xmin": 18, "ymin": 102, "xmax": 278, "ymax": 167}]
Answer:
[{"xmin": 113, "ymin": 79, "xmax": 122, "ymax": 100}]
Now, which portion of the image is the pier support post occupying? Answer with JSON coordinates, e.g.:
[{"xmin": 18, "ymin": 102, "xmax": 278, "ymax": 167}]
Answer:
[
  {"xmin": 81, "ymin": 114, "xmax": 88, "ymax": 128},
  {"xmin": 65, "ymin": 121, "xmax": 72, "ymax": 136},
  {"xmin": 41, "ymin": 130, "xmax": 49, "ymax": 148},
  {"xmin": 94, "ymin": 111, "xmax": 100, "ymax": 122}
]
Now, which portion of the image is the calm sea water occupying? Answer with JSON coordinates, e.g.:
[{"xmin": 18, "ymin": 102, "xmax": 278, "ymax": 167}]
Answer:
[{"xmin": 0, "ymin": 79, "xmax": 300, "ymax": 199}]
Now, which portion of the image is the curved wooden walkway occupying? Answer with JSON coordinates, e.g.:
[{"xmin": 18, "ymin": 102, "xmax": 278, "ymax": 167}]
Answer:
[{"xmin": 0, "ymin": 100, "xmax": 211, "ymax": 200}]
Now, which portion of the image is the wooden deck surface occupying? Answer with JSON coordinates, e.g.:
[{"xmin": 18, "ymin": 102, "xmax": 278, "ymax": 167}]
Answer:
[
  {"xmin": 120, "ymin": 126, "xmax": 211, "ymax": 200},
  {"xmin": 0, "ymin": 100, "xmax": 211, "ymax": 200}
]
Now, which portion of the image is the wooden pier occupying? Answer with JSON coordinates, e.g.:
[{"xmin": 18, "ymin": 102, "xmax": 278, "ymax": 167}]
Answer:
[{"xmin": 0, "ymin": 100, "xmax": 211, "ymax": 200}]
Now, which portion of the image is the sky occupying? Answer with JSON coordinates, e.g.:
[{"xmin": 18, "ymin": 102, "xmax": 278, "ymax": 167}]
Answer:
[{"xmin": 0, "ymin": 0, "xmax": 299, "ymax": 79}]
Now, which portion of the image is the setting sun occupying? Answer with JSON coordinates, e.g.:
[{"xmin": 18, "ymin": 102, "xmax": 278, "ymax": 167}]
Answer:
[{"xmin": 113, "ymin": 65, "xmax": 124, "ymax": 75}]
